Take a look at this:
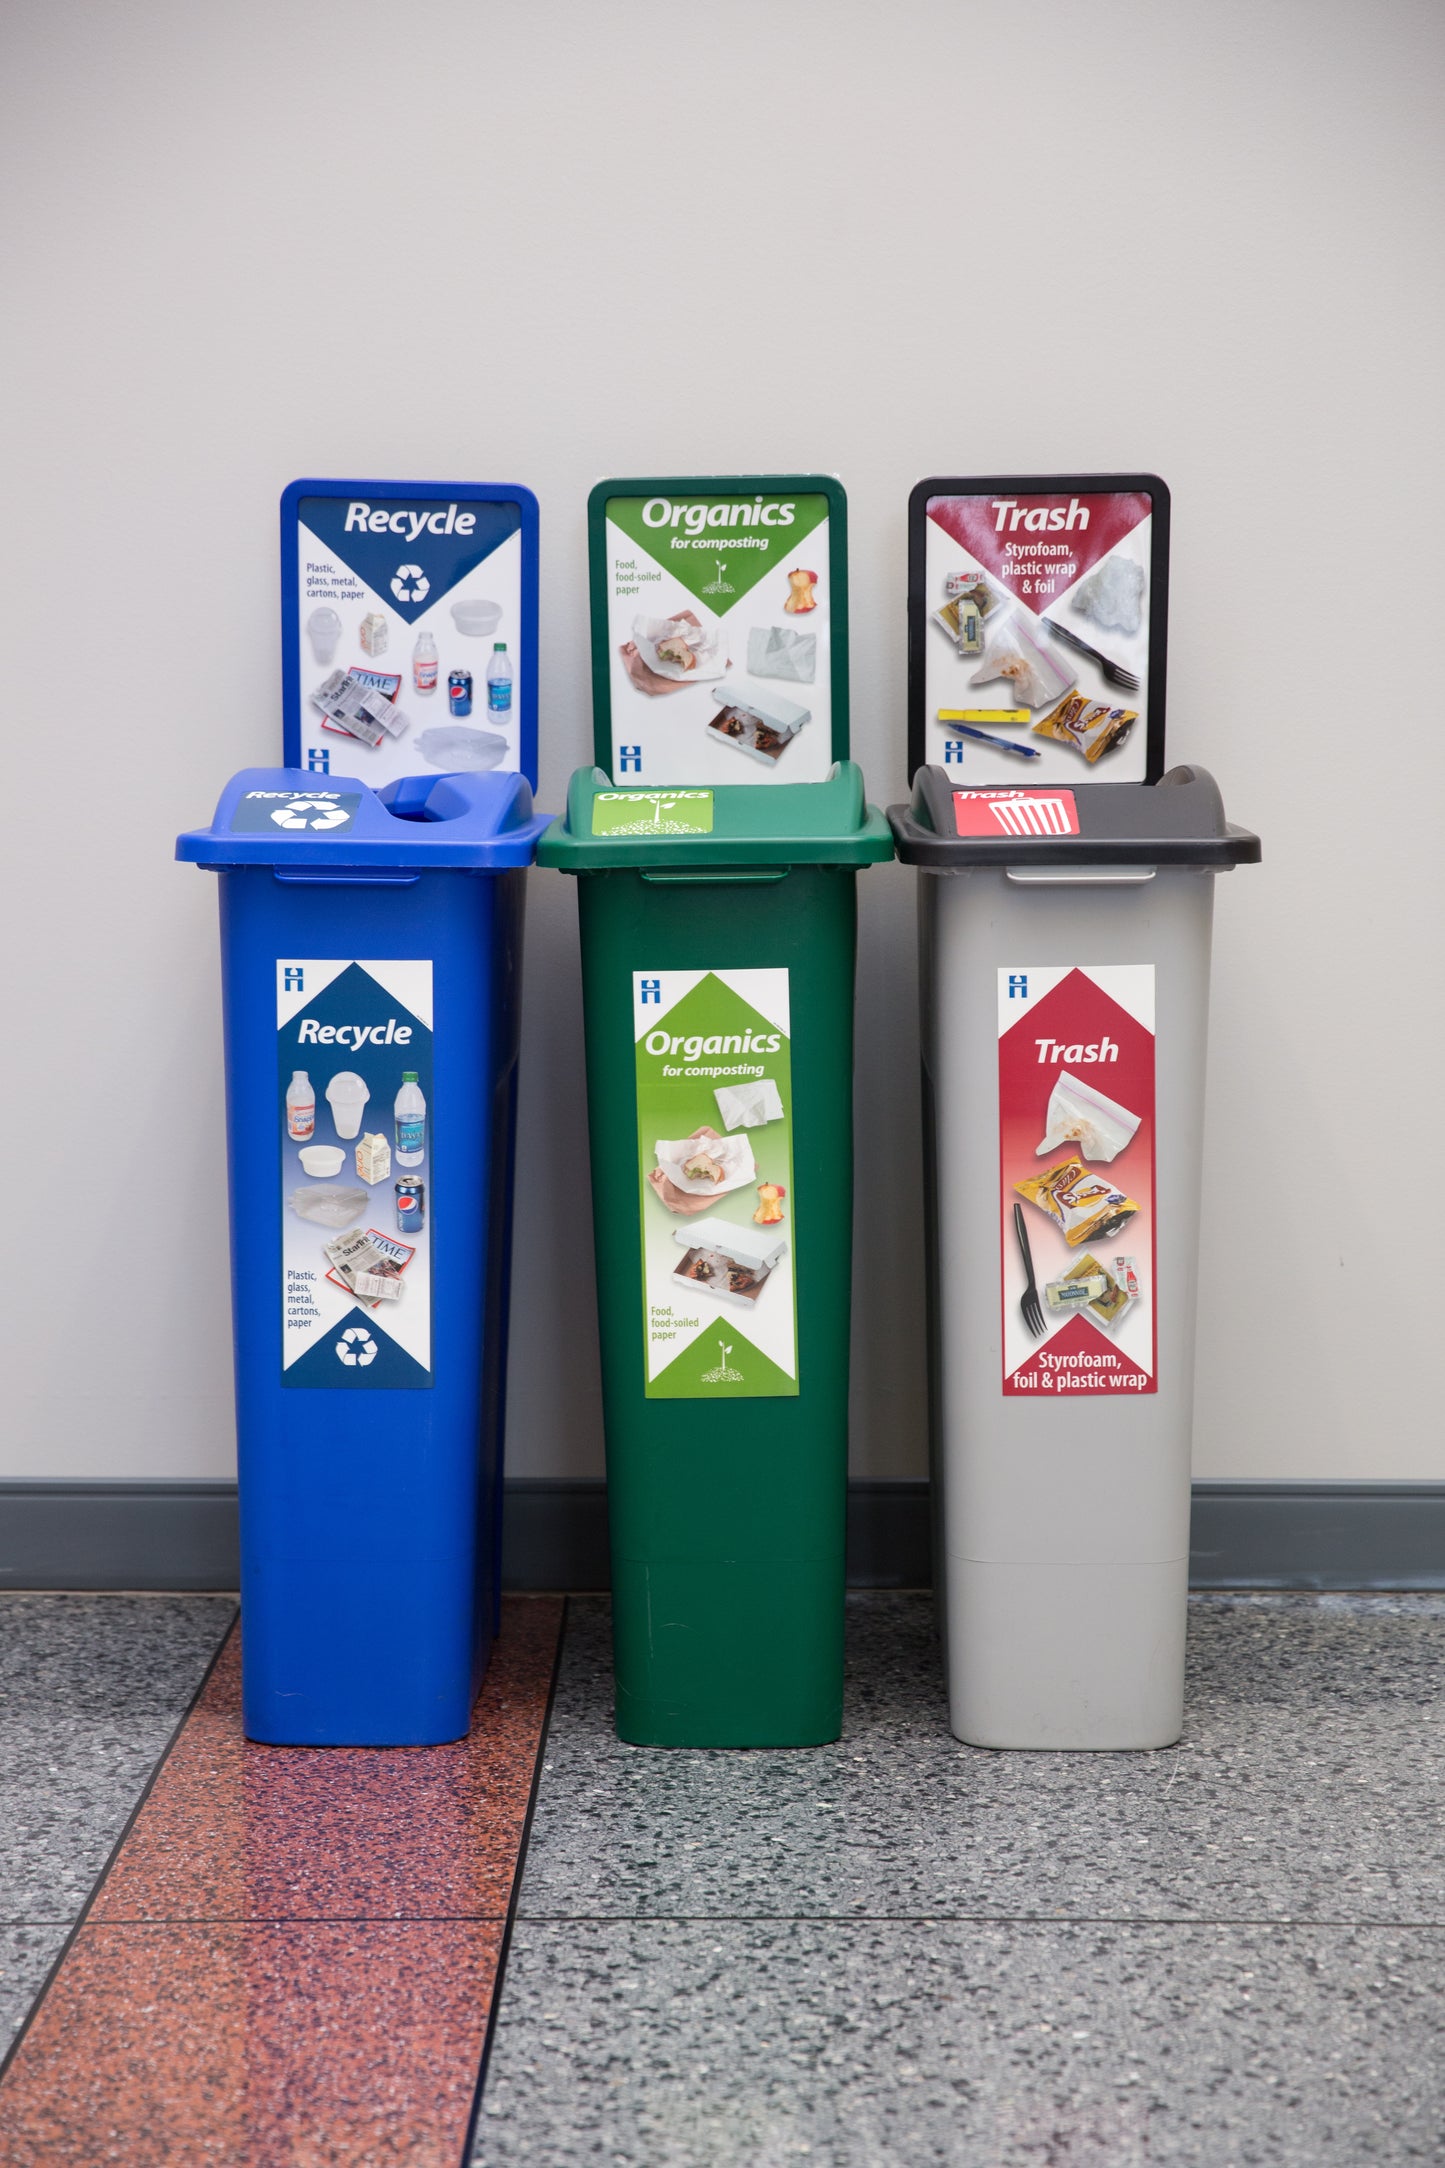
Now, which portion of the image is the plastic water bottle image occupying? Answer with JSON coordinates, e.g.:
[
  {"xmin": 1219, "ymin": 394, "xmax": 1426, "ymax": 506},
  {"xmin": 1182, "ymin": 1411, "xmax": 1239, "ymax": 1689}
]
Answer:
[
  {"xmin": 395, "ymin": 1071, "xmax": 426, "ymax": 1166},
  {"xmin": 286, "ymin": 1070, "xmax": 315, "ymax": 1141},
  {"xmin": 413, "ymin": 630, "xmax": 439, "ymax": 696},
  {"xmin": 485, "ymin": 641, "xmax": 513, "ymax": 715}
]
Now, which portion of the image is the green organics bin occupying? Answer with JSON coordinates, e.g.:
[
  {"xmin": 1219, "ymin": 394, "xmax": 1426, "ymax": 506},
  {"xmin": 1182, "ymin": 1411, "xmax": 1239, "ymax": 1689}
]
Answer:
[{"xmin": 541, "ymin": 767, "xmax": 892, "ymax": 1746}]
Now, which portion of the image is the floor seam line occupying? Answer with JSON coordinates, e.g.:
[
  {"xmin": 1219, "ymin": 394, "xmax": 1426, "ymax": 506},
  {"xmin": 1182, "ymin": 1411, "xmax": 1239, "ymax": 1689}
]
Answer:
[
  {"xmin": 0, "ymin": 1602, "xmax": 240, "ymax": 2088},
  {"xmin": 460, "ymin": 1591, "xmax": 570, "ymax": 2166}
]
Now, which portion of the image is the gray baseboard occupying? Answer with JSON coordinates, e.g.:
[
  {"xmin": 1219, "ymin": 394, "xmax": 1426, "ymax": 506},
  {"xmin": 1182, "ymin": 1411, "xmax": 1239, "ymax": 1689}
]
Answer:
[{"xmin": 1, "ymin": 1477, "xmax": 1441, "ymax": 1594}]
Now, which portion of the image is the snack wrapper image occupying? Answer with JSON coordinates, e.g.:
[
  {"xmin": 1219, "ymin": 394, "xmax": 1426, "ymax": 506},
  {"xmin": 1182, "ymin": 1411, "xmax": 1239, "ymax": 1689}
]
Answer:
[
  {"xmin": 715, "ymin": 1077, "xmax": 785, "ymax": 1131},
  {"xmin": 970, "ymin": 614, "xmax": 1074, "ymax": 711},
  {"xmin": 1036, "ymin": 1071, "xmax": 1141, "ymax": 1163},
  {"xmin": 1033, "ymin": 691, "xmax": 1137, "ymax": 764},
  {"xmin": 1015, "ymin": 1157, "xmax": 1139, "ymax": 1248}
]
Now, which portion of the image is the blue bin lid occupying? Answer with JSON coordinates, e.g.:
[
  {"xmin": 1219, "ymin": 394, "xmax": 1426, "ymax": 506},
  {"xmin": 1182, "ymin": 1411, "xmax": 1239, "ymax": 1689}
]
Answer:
[{"xmin": 176, "ymin": 767, "xmax": 550, "ymax": 870}]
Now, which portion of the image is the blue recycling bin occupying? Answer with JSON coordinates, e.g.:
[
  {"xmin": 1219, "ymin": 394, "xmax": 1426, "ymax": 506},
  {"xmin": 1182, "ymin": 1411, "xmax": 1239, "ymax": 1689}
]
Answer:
[{"xmin": 177, "ymin": 767, "xmax": 548, "ymax": 1745}]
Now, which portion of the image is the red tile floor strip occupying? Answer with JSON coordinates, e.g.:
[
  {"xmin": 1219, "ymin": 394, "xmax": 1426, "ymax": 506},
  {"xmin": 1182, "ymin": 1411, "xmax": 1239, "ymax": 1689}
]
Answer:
[{"xmin": 0, "ymin": 1595, "xmax": 564, "ymax": 2167}]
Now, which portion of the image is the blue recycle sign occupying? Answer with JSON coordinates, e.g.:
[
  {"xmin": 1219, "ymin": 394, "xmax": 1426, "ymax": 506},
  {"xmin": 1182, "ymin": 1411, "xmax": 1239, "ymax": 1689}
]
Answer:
[{"xmin": 299, "ymin": 492, "xmax": 521, "ymax": 625}]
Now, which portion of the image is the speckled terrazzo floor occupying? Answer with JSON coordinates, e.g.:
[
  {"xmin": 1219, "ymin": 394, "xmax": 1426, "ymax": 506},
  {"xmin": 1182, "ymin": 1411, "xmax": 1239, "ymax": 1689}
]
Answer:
[
  {"xmin": 0, "ymin": 1594, "xmax": 563, "ymax": 2165},
  {"xmin": 474, "ymin": 1593, "xmax": 1445, "ymax": 2167},
  {"xmin": 1, "ymin": 1591, "xmax": 1442, "ymax": 2165}
]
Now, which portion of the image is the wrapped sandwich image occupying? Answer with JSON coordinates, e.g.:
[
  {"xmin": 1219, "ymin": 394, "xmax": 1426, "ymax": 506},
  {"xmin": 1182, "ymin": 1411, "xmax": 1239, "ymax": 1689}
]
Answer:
[
  {"xmin": 1015, "ymin": 1157, "xmax": 1139, "ymax": 1248},
  {"xmin": 624, "ymin": 610, "xmax": 727, "ymax": 694}
]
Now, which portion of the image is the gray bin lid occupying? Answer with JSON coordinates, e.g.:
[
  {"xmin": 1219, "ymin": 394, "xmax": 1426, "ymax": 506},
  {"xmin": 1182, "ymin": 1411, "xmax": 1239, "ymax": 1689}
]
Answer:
[{"xmin": 887, "ymin": 764, "xmax": 1260, "ymax": 870}]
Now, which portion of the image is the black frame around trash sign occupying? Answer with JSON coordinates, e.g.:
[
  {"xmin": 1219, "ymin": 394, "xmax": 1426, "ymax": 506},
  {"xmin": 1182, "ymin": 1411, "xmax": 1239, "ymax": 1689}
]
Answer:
[{"xmin": 907, "ymin": 472, "xmax": 1171, "ymax": 785}]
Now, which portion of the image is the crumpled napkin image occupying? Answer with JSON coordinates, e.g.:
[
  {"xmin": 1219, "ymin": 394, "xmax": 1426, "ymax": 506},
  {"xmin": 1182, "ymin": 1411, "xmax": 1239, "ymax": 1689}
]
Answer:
[
  {"xmin": 747, "ymin": 625, "xmax": 816, "ymax": 684},
  {"xmin": 647, "ymin": 1126, "xmax": 755, "ymax": 1216},
  {"xmin": 1036, "ymin": 1072, "xmax": 1140, "ymax": 1163},
  {"xmin": 715, "ymin": 1078, "xmax": 785, "ymax": 1131}
]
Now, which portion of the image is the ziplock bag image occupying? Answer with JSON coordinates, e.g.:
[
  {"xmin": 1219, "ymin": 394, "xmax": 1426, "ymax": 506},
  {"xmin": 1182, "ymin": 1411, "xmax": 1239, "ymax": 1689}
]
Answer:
[{"xmin": 1036, "ymin": 1071, "xmax": 1141, "ymax": 1163}]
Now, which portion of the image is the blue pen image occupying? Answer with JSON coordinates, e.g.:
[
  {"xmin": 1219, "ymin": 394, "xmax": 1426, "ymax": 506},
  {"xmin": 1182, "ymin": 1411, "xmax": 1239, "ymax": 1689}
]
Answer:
[{"xmin": 942, "ymin": 720, "xmax": 1041, "ymax": 760}]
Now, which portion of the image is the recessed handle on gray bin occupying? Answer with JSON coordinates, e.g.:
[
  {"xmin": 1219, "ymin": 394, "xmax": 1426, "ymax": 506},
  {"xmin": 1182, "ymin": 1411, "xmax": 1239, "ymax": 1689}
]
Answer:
[
  {"xmin": 639, "ymin": 867, "xmax": 790, "ymax": 886},
  {"xmin": 1005, "ymin": 866, "xmax": 1157, "ymax": 886},
  {"xmin": 272, "ymin": 867, "xmax": 420, "ymax": 887}
]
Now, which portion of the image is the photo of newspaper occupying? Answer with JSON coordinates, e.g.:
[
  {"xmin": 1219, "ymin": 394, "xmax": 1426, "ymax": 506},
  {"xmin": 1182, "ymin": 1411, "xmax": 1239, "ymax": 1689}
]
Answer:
[{"xmin": 322, "ymin": 1227, "xmax": 417, "ymax": 1308}]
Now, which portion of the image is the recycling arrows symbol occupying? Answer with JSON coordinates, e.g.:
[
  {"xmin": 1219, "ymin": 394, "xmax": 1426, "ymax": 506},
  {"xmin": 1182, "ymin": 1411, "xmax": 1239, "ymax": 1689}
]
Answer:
[
  {"xmin": 272, "ymin": 799, "xmax": 354, "ymax": 831},
  {"xmin": 391, "ymin": 564, "xmax": 430, "ymax": 603},
  {"xmin": 335, "ymin": 1326, "xmax": 378, "ymax": 1367}
]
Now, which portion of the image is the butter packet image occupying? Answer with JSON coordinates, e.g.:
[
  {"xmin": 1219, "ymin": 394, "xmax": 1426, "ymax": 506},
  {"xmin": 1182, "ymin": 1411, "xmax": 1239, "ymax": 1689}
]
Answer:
[
  {"xmin": 1033, "ymin": 691, "xmax": 1136, "ymax": 764},
  {"xmin": 1044, "ymin": 1271, "xmax": 1109, "ymax": 1313},
  {"xmin": 1015, "ymin": 1157, "xmax": 1139, "ymax": 1249}
]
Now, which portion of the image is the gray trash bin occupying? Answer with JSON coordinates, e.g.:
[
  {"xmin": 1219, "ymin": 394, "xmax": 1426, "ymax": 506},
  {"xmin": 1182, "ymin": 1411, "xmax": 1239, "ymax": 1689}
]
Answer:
[{"xmin": 890, "ymin": 766, "xmax": 1260, "ymax": 1749}]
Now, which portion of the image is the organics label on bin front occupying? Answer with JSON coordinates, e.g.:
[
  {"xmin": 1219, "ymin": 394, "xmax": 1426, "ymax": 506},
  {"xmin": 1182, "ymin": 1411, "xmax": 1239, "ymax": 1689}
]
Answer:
[
  {"xmin": 634, "ymin": 969, "xmax": 798, "ymax": 1398},
  {"xmin": 598, "ymin": 482, "xmax": 839, "ymax": 786},
  {"xmin": 592, "ymin": 789, "xmax": 714, "ymax": 837},
  {"xmin": 278, "ymin": 959, "xmax": 434, "ymax": 1389},
  {"xmin": 999, "ymin": 966, "xmax": 1156, "ymax": 1396}
]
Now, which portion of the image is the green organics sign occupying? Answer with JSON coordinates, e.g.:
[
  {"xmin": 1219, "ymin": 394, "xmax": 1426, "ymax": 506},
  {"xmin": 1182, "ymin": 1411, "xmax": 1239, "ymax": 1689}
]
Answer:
[
  {"xmin": 634, "ymin": 969, "xmax": 798, "ymax": 1399},
  {"xmin": 607, "ymin": 490, "xmax": 829, "ymax": 610},
  {"xmin": 592, "ymin": 790, "xmax": 714, "ymax": 837}
]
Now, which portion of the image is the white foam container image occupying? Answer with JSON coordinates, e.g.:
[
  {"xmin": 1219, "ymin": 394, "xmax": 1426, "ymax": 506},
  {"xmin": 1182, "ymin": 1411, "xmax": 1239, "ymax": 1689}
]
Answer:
[
  {"xmin": 298, "ymin": 1145, "xmax": 345, "ymax": 1177},
  {"xmin": 450, "ymin": 598, "xmax": 503, "ymax": 637},
  {"xmin": 707, "ymin": 683, "xmax": 811, "ymax": 767},
  {"xmin": 670, "ymin": 1216, "xmax": 788, "ymax": 1307}
]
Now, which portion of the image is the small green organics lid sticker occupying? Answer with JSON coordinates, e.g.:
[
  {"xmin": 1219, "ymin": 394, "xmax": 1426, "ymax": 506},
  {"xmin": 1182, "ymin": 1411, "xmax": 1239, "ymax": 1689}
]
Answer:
[{"xmin": 591, "ymin": 790, "xmax": 714, "ymax": 837}]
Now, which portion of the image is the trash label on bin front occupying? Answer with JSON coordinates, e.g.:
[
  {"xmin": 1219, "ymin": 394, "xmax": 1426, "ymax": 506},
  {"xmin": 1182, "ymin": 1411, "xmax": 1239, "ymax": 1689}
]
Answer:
[
  {"xmin": 634, "ymin": 969, "xmax": 798, "ymax": 1398},
  {"xmin": 277, "ymin": 959, "xmax": 434, "ymax": 1390},
  {"xmin": 999, "ymin": 966, "xmax": 1156, "ymax": 1396}
]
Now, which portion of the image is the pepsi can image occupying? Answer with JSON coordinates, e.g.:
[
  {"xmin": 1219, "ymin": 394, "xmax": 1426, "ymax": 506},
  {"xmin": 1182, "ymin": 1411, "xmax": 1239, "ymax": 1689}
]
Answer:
[
  {"xmin": 395, "ymin": 1178, "xmax": 425, "ymax": 1234},
  {"xmin": 447, "ymin": 669, "xmax": 473, "ymax": 717}
]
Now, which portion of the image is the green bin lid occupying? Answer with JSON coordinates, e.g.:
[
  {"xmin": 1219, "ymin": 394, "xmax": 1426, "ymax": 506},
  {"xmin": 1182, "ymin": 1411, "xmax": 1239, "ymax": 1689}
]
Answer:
[{"xmin": 538, "ymin": 764, "xmax": 893, "ymax": 872}]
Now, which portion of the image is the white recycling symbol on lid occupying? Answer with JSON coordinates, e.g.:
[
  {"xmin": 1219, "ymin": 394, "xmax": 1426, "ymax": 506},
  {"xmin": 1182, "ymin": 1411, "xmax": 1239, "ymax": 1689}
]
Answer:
[
  {"xmin": 335, "ymin": 1326, "xmax": 378, "ymax": 1367},
  {"xmin": 271, "ymin": 799, "xmax": 352, "ymax": 831},
  {"xmin": 391, "ymin": 564, "xmax": 430, "ymax": 603}
]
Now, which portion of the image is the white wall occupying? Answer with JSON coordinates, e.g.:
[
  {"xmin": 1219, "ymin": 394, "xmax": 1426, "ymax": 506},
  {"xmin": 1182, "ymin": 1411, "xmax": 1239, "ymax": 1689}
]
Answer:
[{"xmin": 2, "ymin": 0, "xmax": 1440, "ymax": 1483}]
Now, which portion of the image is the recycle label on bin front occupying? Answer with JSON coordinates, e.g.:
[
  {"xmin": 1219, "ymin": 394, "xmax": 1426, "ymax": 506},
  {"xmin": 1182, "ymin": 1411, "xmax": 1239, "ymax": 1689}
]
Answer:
[
  {"xmin": 999, "ymin": 966, "xmax": 1156, "ymax": 1397},
  {"xmin": 633, "ymin": 969, "xmax": 798, "ymax": 1398},
  {"xmin": 278, "ymin": 959, "xmax": 434, "ymax": 1389}
]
